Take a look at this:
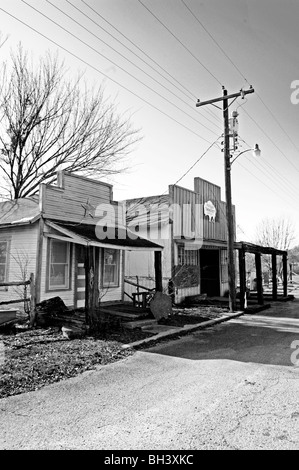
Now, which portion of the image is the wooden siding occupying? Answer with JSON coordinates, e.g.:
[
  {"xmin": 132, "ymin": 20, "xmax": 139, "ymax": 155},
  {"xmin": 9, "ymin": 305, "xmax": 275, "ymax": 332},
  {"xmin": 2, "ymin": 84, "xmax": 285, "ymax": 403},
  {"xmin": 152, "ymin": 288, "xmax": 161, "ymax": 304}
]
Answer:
[
  {"xmin": 175, "ymin": 286, "xmax": 201, "ymax": 304},
  {"xmin": 170, "ymin": 180, "xmax": 236, "ymax": 243},
  {"xmin": 170, "ymin": 185, "xmax": 203, "ymax": 241},
  {"xmin": 41, "ymin": 171, "xmax": 123, "ymax": 226},
  {"xmin": 0, "ymin": 223, "xmax": 38, "ymax": 306}
]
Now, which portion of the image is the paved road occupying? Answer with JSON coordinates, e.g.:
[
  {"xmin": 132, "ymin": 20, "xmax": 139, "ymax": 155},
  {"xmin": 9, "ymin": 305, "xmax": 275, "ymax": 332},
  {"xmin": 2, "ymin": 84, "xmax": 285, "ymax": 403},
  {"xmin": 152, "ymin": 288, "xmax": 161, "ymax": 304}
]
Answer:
[{"xmin": 1, "ymin": 297, "xmax": 299, "ymax": 450}]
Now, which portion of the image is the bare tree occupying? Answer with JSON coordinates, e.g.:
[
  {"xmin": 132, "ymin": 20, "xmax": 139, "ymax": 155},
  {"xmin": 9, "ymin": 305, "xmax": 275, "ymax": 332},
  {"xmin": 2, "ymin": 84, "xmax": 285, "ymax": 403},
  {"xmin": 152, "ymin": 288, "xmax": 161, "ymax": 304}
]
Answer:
[
  {"xmin": 255, "ymin": 216, "xmax": 296, "ymax": 251},
  {"xmin": 254, "ymin": 216, "xmax": 296, "ymax": 280},
  {"xmin": 0, "ymin": 46, "xmax": 140, "ymax": 199}
]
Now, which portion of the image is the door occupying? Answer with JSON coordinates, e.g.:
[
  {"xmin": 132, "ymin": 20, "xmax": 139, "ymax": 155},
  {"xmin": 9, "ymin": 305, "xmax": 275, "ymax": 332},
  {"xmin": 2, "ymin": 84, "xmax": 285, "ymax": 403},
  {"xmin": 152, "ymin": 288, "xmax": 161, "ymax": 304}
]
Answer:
[{"xmin": 200, "ymin": 249, "xmax": 220, "ymax": 296}]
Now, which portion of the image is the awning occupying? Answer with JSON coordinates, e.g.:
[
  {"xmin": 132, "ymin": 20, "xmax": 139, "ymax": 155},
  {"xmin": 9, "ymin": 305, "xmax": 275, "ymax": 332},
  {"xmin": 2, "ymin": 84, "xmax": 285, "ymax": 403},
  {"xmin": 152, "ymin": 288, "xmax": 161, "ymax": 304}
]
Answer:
[{"xmin": 45, "ymin": 220, "xmax": 163, "ymax": 251}]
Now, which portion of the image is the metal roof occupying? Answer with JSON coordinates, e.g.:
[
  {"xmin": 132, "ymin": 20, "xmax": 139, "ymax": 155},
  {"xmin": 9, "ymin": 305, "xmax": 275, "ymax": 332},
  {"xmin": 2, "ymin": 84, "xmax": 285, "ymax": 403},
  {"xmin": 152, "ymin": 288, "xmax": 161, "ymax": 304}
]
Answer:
[
  {"xmin": 46, "ymin": 221, "xmax": 163, "ymax": 251},
  {"xmin": 0, "ymin": 198, "xmax": 40, "ymax": 226}
]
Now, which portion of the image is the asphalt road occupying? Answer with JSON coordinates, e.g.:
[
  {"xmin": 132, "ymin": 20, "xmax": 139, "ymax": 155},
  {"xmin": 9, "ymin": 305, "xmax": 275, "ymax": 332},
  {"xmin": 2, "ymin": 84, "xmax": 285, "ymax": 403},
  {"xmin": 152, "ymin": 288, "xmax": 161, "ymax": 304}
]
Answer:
[{"xmin": 1, "ymin": 296, "xmax": 299, "ymax": 450}]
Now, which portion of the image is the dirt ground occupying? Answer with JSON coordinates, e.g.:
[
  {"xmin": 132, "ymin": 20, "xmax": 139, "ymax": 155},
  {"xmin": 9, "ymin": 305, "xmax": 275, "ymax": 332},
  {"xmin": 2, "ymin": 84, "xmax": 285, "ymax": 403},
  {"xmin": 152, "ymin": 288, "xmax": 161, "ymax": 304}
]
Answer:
[
  {"xmin": 0, "ymin": 326, "xmax": 151, "ymax": 399},
  {"xmin": 0, "ymin": 305, "xmax": 228, "ymax": 399}
]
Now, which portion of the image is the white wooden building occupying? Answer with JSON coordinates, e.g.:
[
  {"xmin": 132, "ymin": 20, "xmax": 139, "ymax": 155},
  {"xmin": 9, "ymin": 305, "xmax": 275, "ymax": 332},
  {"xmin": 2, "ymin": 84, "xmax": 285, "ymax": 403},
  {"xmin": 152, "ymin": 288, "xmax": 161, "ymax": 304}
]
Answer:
[{"xmin": 0, "ymin": 171, "xmax": 163, "ymax": 312}]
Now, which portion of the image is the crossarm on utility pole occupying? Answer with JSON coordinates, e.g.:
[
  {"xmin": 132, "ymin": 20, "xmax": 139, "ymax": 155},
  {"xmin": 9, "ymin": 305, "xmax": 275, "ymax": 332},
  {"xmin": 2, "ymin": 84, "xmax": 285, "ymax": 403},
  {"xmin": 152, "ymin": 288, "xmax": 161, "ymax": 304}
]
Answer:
[
  {"xmin": 195, "ymin": 86, "xmax": 255, "ymax": 312},
  {"xmin": 196, "ymin": 87, "xmax": 254, "ymax": 107}
]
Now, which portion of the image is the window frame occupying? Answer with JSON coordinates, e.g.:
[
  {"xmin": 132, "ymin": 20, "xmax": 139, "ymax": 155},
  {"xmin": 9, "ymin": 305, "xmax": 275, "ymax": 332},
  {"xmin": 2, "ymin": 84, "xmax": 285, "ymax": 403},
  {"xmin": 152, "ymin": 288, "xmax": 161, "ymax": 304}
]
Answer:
[
  {"xmin": 102, "ymin": 248, "xmax": 120, "ymax": 288},
  {"xmin": 47, "ymin": 239, "xmax": 71, "ymax": 291},
  {"xmin": 177, "ymin": 245, "xmax": 199, "ymax": 266}
]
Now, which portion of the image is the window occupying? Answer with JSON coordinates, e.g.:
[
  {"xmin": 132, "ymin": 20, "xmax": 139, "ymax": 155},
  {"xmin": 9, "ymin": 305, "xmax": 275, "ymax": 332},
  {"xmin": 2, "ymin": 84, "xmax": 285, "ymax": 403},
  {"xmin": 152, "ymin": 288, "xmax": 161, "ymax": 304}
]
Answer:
[
  {"xmin": 0, "ymin": 241, "xmax": 8, "ymax": 289},
  {"xmin": 178, "ymin": 245, "xmax": 199, "ymax": 266},
  {"xmin": 103, "ymin": 249, "xmax": 119, "ymax": 287},
  {"xmin": 48, "ymin": 240, "xmax": 70, "ymax": 290},
  {"xmin": 220, "ymin": 249, "xmax": 228, "ymax": 283}
]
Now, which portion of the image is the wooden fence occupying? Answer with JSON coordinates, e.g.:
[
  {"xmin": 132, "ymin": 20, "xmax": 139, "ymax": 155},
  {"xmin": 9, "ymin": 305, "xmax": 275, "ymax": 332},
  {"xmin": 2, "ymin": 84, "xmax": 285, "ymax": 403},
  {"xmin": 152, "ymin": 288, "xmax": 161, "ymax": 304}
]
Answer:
[{"xmin": 0, "ymin": 273, "xmax": 36, "ymax": 326}]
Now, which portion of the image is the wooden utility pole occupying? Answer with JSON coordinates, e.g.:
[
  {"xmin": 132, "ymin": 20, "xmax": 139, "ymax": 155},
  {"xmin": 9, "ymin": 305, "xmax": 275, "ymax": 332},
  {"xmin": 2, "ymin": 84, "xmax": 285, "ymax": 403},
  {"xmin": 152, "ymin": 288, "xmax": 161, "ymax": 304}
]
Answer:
[{"xmin": 196, "ymin": 86, "xmax": 254, "ymax": 311}]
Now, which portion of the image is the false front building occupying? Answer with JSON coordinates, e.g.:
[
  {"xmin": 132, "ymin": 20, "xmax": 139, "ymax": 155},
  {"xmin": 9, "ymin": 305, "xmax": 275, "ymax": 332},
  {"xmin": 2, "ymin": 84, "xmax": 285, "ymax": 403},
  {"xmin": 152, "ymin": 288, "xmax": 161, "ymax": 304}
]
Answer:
[{"xmin": 124, "ymin": 177, "xmax": 236, "ymax": 304}]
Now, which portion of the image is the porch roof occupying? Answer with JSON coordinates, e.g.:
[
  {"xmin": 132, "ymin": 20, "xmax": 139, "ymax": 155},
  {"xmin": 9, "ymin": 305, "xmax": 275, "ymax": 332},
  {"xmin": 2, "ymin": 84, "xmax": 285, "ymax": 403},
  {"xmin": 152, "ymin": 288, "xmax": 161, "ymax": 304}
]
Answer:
[
  {"xmin": 45, "ymin": 220, "xmax": 163, "ymax": 251},
  {"xmin": 235, "ymin": 241, "xmax": 287, "ymax": 256}
]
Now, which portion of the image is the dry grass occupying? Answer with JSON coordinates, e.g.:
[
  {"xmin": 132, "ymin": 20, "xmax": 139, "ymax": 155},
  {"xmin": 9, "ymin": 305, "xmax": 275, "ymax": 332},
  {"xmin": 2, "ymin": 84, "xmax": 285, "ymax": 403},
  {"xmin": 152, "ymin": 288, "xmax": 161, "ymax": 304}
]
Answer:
[{"xmin": 0, "ymin": 326, "xmax": 152, "ymax": 399}]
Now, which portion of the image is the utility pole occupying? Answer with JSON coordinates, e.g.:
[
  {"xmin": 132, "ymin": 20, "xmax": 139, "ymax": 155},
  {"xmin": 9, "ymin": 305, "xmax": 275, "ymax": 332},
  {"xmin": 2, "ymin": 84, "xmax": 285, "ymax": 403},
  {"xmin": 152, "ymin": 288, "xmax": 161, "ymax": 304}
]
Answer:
[{"xmin": 196, "ymin": 86, "xmax": 254, "ymax": 312}]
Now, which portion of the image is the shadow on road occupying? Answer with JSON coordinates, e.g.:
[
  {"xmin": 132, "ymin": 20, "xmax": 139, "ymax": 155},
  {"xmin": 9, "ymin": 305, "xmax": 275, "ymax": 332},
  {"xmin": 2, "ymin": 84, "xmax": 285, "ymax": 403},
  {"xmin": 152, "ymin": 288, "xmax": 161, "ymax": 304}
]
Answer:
[{"xmin": 145, "ymin": 299, "xmax": 299, "ymax": 367}]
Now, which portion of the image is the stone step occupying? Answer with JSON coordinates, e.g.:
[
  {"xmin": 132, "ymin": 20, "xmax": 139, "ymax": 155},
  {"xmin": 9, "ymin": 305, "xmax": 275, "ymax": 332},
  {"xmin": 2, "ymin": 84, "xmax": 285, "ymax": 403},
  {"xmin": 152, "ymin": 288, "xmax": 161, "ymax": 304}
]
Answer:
[
  {"xmin": 100, "ymin": 307, "xmax": 149, "ymax": 321},
  {"xmin": 123, "ymin": 319, "xmax": 157, "ymax": 330}
]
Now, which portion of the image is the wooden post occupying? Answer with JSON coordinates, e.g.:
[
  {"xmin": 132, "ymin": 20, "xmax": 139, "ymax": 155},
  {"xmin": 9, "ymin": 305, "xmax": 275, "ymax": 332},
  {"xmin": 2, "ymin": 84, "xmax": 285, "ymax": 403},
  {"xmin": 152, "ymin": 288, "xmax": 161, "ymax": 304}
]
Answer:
[
  {"xmin": 282, "ymin": 253, "xmax": 288, "ymax": 297},
  {"xmin": 29, "ymin": 273, "xmax": 37, "ymax": 327},
  {"xmin": 154, "ymin": 250, "xmax": 163, "ymax": 292},
  {"xmin": 223, "ymin": 88, "xmax": 237, "ymax": 312},
  {"xmin": 238, "ymin": 248, "xmax": 246, "ymax": 310},
  {"xmin": 35, "ymin": 217, "xmax": 44, "ymax": 304},
  {"xmin": 272, "ymin": 253, "xmax": 277, "ymax": 301},
  {"xmin": 85, "ymin": 245, "xmax": 99, "ymax": 329},
  {"xmin": 255, "ymin": 253, "xmax": 264, "ymax": 305}
]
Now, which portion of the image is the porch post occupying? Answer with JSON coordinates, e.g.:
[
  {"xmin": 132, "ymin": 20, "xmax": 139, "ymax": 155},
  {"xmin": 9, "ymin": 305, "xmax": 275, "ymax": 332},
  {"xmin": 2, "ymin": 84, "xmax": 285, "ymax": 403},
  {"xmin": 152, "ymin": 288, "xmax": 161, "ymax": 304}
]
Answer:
[
  {"xmin": 85, "ymin": 245, "xmax": 99, "ymax": 328},
  {"xmin": 154, "ymin": 250, "xmax": 163, "ymax": 292},
  {"xmin": 282, "ymin": 253, "xmax": 288, "ymax": 297},
  {"xmin": 272, "ymin": 253, "xmax": 277, "ymax": 301},
  {"xmin": 238, "ymin": 247, "xmax": 246, "ymax": 310},
  {"xmin": 255, "ymin": 252, "xmax": 264, "ymax": 305}
]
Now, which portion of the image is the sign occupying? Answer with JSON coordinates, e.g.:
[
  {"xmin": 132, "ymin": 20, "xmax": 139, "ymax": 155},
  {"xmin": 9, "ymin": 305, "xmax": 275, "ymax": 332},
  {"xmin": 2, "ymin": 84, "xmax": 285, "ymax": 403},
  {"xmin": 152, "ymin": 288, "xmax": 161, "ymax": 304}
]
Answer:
[{"xmin": 204, "ymin": 200, "xmax": 216, "ymax": 222}]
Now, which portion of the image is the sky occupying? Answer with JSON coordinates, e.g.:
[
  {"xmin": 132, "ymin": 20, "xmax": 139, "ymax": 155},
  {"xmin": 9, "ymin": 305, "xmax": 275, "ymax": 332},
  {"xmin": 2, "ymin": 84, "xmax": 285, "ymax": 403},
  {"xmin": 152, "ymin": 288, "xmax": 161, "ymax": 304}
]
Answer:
[{"xmin": 1, "ymin": 0, "xmax": 299, "ymax": 247}]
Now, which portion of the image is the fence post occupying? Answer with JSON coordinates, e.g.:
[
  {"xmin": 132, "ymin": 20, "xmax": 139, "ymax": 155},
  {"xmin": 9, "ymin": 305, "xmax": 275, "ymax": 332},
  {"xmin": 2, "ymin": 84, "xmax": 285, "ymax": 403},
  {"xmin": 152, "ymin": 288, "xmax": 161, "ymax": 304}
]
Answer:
[{"xmin": 29, "ymin": 273, "xmax": 37, "ymax": 327}]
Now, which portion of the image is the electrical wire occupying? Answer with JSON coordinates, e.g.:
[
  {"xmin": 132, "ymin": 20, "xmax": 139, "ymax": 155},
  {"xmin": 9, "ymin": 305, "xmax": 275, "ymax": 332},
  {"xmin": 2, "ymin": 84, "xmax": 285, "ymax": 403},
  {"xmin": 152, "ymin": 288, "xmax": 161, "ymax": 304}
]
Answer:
[
  {"xmin": 180, "ymin": 0, "xmax": 299, "ymax": 172},
  {"xmin": 0, "ymin": 5, "xmax": 215, "ymax": 145},
  {"xmin": 137, "ymin": 0, "xmax": 223, "ymax": 87},
  {"xmin": 23, "ymin": 0, "xmax": 219, "ymax": 138},
  {"xmin": 78, "ymin": 0, "xmax": 222, "ymax": 127},
  {"xmin": 45, "ymin": 0, "xmax": 221, "ymax": 135}
]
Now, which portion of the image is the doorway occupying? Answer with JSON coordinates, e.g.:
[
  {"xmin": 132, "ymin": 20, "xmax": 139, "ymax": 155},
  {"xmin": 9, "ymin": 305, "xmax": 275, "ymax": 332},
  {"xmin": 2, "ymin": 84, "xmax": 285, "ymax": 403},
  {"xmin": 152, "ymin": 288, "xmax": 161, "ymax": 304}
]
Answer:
[{"xmin": 200, "ymin": 249, "xmax": 220, "ymax": 296}]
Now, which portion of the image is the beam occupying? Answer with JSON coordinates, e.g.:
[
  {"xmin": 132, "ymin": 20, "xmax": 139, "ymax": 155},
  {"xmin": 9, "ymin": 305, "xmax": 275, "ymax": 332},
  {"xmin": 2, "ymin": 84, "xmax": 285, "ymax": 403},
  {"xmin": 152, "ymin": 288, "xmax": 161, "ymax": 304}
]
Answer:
[{"xmin": 196, "ymin": 88, "xmax": 254, "ymax": 107}]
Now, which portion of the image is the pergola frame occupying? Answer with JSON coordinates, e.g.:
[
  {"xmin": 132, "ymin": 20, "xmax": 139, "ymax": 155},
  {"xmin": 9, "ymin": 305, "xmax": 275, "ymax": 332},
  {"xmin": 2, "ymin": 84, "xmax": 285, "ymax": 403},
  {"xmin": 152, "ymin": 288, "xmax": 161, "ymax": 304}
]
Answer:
[{"xmin": 235, "ymin": 241, "xmax": 288, "ymax": 310}]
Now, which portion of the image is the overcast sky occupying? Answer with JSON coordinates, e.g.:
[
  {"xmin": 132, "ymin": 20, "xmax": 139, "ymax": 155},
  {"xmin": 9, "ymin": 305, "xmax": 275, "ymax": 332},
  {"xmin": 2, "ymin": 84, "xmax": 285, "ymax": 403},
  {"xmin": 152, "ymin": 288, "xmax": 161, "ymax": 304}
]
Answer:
[{"xmin": 1, "ymin": 0, "xmax": 299, "ymax": 246}]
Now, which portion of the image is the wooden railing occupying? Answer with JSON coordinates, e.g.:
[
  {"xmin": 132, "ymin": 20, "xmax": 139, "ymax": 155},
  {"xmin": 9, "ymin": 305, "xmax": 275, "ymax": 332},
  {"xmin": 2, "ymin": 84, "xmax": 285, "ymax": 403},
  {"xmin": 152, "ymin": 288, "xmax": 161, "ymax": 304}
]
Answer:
[
  {"xmin": 0, "ymin": 273, "xmax": 36, "ymax": 326},
  {"xmin": 124, "ymin": 277, "xmax": 155, "ymax": 308}
]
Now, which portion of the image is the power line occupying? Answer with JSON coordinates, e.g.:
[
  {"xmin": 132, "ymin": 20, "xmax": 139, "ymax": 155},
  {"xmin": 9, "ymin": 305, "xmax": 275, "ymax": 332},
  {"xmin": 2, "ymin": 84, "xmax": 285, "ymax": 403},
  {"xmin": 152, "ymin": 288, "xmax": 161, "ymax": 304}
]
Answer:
[
  {"xmin": 46, "ymin": 0, "xmax": 221, "ymax": 135},
  {"xmin": 22, "ymin": 0, "xmax": 220, "ymax": 139},
  {"xmin": 236, "ymin": 158, "xmax": 299, "ymax": 214},
  {"xmin": 80, "ymin": 0, "xmax": 222, "ymax": 127},
  {"xmin": 181, "ymin": 0, "xmax": 299, "ymax": 171},
  {"xmin": 0, "ymin": 4, "xmax": 215, "ymax": 145},
  {"xmin": 181, "ymin": 0, "xmax": 248, "ymax": 85},
  {"xmin": 255, "ymin": 91, "xmax": 299, "ymax": 155},
  {"xmin": 238, "ymin": 137, "xmax": 299, "ymax": 199},
  {"xmin": 172, "ymin": 135, "xmax": 221, "ymax": 187},
  {"xmin": 241, "ymin": 106, "xmax": 299, "ymax": 173},
  {"xmin": 137, "ymin": 0, "xmax": 223, "ymax": 87}
]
